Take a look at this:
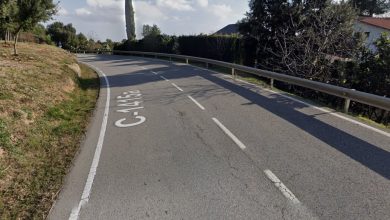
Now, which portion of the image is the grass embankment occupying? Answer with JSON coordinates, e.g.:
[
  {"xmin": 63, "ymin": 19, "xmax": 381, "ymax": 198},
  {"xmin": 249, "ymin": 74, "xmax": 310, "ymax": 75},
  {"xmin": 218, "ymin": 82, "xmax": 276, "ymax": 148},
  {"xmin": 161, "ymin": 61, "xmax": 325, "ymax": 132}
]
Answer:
[{"xmin": 0, "ymin": 42, "xmax": 99, "ymax": 218}]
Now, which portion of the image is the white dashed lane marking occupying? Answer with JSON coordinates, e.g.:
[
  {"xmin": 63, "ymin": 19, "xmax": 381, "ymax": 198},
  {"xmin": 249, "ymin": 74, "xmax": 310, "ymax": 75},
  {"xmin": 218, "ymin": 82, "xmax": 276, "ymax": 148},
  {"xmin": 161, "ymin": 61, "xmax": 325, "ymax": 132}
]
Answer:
[
  {"xmin": 212, "ymin": 118, "xmax": 247, "ymax": 150},
  {"xmin": 264, "ymin": 169, "xmax": 300, "ymax": 204},
  {"xmin": 188, "ymin": 95, "xmax": 205, "ymax": 110},
  {"xmin": 171, "ymin": 83, "xmax": 184, "ymax": 92}
]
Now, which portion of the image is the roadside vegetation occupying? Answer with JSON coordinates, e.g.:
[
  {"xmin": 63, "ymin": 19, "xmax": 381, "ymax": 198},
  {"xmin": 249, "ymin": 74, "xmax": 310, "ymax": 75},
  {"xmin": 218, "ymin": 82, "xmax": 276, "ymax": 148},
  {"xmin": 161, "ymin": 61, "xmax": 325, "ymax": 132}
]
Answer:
[
  {"xmin": 0, "ymin": 1, "xmax": 114, "ymax": 54},
  {"xmin": 0, "ymin": 42, "xmax": 99, "ymax": 219}
]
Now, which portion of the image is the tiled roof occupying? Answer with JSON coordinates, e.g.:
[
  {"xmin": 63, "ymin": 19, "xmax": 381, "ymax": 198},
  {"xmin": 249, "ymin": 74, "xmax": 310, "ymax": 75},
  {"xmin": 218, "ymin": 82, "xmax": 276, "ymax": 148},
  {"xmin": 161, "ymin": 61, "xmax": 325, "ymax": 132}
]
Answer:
[
  {"xmin": 359, "ymin": 17, "xmax": 390, "ymax": 30},
  {"xmin": 215, "ymin": 24, "xmax": 239, "ymax": 35}
]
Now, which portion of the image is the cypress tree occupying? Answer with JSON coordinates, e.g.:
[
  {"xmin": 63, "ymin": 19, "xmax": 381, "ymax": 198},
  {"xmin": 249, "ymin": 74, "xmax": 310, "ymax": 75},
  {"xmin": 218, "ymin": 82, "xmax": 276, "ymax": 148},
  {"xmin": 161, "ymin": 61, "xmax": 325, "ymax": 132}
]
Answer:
[{"xmin": 125, "ymin": 0, "xmax": 136, "ymax": 41}]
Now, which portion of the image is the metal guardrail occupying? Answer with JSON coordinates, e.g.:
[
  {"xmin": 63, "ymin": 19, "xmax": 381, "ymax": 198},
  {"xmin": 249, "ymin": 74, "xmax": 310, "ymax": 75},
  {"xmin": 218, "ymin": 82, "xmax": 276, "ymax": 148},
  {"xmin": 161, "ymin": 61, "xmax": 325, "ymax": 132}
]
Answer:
[
  {"xmin": 79, "ymin": 50, "xmax": 390, "ymax": 112},
  {"xmin": 73, "ymin": 50, "xmax": 113, "ymax": 54}
]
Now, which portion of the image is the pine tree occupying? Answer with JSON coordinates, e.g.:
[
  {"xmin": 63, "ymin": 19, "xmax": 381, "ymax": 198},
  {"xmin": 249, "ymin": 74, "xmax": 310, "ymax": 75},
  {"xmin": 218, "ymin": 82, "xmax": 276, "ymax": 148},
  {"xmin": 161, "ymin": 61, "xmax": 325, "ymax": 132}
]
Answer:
[{"xmin": 125, "ymin": 0, "xmax": 136, "ymax": 41}]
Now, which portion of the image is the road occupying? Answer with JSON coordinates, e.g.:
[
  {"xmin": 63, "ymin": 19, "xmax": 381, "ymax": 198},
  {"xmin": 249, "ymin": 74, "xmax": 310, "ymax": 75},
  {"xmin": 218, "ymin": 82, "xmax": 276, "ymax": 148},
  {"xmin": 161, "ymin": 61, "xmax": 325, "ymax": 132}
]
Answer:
[{"xmin": 49, "ymin": 54, "xmax": 390, "ymax": 220}]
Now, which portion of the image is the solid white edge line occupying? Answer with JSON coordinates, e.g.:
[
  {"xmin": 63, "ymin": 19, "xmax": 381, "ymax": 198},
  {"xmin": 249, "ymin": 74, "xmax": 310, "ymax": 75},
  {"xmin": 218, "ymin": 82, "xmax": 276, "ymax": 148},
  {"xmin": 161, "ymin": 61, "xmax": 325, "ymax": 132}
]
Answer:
[
  {"xmin": 171, "ymin": 83, "xmax": 184, "ymax": 92},
  {"xmin": 264, "ymin": 169, "xmax": 300, "ymax": 204},
  {"xmin": 160, "ymin": 75, "xmax": 169, "ymax": 81},
  {"xmin": 188, "ymin": 95, "xmax": 205, "ymax": 110},
  {"xmin": 69, "ymin": 63, "xmax": 111, "ymax": 220},
  {"xmin": 212, "ymin": 118, "xmax": 246, "ymax": 150}
]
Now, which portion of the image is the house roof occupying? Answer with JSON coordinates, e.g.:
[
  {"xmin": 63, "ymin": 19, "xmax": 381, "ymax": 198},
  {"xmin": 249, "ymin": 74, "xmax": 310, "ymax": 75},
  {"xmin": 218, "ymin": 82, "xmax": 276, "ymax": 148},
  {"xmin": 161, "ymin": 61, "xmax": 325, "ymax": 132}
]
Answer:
[
  {"xmin": 214, "ymin": 24, "xmax": 239, "ymax": 35},
  {"xmin": 358, "ymin": 17, "xmax": 390, "ymax": 31}
]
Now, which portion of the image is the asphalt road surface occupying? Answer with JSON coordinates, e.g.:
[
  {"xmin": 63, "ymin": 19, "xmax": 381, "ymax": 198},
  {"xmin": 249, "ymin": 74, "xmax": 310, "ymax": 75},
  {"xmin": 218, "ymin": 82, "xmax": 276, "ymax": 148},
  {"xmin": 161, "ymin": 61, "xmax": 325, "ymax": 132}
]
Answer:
[{"xmin": 49, "ymin": 54, "xmax": 390, "ymax": 220}]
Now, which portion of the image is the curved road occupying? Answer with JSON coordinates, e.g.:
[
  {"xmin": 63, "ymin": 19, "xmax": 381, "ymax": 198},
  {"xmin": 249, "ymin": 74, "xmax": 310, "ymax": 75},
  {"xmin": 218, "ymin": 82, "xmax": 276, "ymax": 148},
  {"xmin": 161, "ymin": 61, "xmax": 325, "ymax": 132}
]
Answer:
[{"xmin": 49, "ymin": 54, "xmax": 390, "ymax": 220}]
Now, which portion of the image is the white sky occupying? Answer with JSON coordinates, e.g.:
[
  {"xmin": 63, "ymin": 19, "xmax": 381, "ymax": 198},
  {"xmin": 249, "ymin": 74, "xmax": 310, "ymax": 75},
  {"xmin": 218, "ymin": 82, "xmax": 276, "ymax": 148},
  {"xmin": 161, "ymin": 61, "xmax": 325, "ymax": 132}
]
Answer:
[{"xmin": 54, "ymin": 0, "xmax": 249, "ymax": 41}]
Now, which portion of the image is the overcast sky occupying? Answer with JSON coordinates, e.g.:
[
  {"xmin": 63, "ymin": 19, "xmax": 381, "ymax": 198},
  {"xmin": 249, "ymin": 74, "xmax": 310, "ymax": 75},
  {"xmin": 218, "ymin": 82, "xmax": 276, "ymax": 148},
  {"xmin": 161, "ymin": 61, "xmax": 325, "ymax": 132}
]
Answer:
[{"xmin": 54, "ymin": 0, "xmax": 249, "ymax": 41}]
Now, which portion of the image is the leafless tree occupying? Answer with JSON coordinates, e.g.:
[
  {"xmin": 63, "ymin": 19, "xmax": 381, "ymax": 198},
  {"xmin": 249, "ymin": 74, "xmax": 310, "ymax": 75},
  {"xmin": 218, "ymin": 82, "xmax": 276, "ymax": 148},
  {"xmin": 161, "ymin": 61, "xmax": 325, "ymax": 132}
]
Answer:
[{"xmin": 264, "ymin": 2, "xmax": 361, "ymax": 82}]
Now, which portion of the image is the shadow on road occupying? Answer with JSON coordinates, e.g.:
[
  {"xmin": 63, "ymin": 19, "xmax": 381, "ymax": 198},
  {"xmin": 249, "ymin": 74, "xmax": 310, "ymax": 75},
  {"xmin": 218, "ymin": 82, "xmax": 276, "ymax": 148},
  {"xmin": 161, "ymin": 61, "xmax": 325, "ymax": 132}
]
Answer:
[{"xmin": 79, "ymin": 54, "xmax": 390, "ymax": 180}]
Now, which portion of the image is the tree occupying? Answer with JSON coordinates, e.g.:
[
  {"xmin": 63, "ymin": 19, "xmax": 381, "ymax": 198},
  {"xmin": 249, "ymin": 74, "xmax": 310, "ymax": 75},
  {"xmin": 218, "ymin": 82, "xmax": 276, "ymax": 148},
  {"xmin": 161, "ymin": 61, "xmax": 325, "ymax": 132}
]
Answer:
[
  {"xmin": 273, "ymin": 1, "xmax": 359, "ymax": 81},
  {"xmin": 32, "ymin": 23, "xmax": 52, "ymax": 44},
  {"xmin": 76, "ymin": 33, "xmax": 88, "ymax": 50},
  {"xmin": 239, "ymin": 0, "xmax": 360, "ymax": 82},
  {"xmin": 142, "ymin": 24, "xmax": 161, "ymax": 37},
  {"xmin": 125, "ymin": 0, "xmax": 136, "ymax": 40},
  {"xmin": 104, "ymin": 38, "xmax": 114, "ymax": 50},
  {"xmin": 47, "ymin": 22, "xmax": 77, "ymax": 49},
  {"xmin": 0, "ymin": 0, "xmax": 18, "ymax": 44},
  {"xmin": 47, "ymin": 22, "xmax": 63, "ymax": 44},
  {"xmin": 350, "ymin": 0, "xmax": 390, "ymax": 16},
  {"xmin": 339, "ymin": 33, "xmax": 390, "ymax": 123},
  {"xmin": 12, "ymin": 0, "xmax": 57, "ymax": 55},
  {"xmin": 239, "ymin": 0, "xmax": 294, "ymax": 67}
]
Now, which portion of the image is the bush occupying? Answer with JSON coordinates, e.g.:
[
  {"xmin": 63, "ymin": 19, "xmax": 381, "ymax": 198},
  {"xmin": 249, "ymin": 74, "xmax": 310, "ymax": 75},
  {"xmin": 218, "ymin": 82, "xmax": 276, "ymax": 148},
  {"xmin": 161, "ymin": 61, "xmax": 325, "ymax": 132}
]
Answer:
[
  {"xmin": 114, "ymin": 34, "xmax": 242, "ymax": 64},
  {"xmin": 177, "ymin": 35, "xmax": 241, "ymax": 63},
  {"xmin": 347, "ymin": 34, "xmax": 390, "ymax": 124},
  {"xmin": 114, "ymin": 35, "xmax": 177, "ymax": 54}
]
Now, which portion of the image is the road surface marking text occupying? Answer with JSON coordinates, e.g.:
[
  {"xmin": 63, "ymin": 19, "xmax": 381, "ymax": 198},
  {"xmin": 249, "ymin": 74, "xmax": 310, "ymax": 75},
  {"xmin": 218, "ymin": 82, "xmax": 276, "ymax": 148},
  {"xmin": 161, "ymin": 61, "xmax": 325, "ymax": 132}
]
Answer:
[
  {"xmin": 188, "ymin": 96, "xmax": 205, "ymax": 110},
  {"xmin": 69, "ymin": 64, "xmax": 110, "ymax": 220},
  {"xmin": 115, "ymin": 90, "xmax": 146, "ymax": 128},
  {"xmin": 212, "ymin": 118, "xmax": 246, "ymax": 150},
  {"xmin": 171, "ymin": 83, "xmax": 184, "ymax": 92},
  {"xmin": 264, "ymin": 169, "xmax": 300, "ymax": 204}
]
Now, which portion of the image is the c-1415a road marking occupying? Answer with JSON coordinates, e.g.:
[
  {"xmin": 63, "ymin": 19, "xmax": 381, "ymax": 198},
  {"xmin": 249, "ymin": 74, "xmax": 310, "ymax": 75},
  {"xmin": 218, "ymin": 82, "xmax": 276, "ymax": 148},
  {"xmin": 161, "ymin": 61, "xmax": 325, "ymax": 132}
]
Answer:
[{"xmin": 115, "ymin": 90, "xmax": 146, "ymax": 128}]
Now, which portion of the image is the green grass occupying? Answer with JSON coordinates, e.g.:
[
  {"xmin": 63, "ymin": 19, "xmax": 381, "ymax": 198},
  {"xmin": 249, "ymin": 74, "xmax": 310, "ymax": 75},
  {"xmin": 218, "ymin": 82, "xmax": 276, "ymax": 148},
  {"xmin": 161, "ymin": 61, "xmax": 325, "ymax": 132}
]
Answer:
[
  {"xmin": 0, "ymin": 92, "xmax": 14, "ymax": 100},
  {"xmin": 0, "ymin": 62, "xmax": 99, "ymax": 219},
  {"xmin": 0, "ymin": 119, "xmax": 10, "ymax": 151}
]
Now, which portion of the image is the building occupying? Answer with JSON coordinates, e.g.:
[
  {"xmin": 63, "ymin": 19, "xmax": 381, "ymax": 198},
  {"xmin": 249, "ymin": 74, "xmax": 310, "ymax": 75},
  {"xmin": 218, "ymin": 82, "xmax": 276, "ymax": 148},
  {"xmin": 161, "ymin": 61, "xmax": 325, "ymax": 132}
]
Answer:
[
  {"xmin": 354, "ymin": 17, "xmax": 390, "ymax": 51},
  {"xmin": 214, "ymin": 24, "xmax": 239, "ymax": 35}
]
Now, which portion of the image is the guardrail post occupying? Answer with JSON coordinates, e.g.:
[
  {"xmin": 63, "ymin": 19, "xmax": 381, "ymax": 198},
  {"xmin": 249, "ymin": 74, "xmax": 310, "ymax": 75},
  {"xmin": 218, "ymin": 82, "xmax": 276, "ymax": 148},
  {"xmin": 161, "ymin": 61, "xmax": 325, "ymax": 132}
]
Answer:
[
  {"xmin": 206, "ymin": 63, "xmax": 209, "ymax": 68},
  {"xmin": 169, "ymin": 56, "xmax": 172, "ymax": 62},
  {"xmin": 344, "ymin": 98, "xmax": 351, "ymax": 113},
  {"xmin": 270, "ymin": 78, "xmax": 274, "ymax": 89},
  {"xmin": 232, "ymin": 68, "xmax": 236, "ymax": 80},
  {"xmin": 186, "ymin": 59, "xmax": 189, "ymax": 64},
  {"xmin": 344, "ymin": 89, "xmax": 356, "ymax": 113}
]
